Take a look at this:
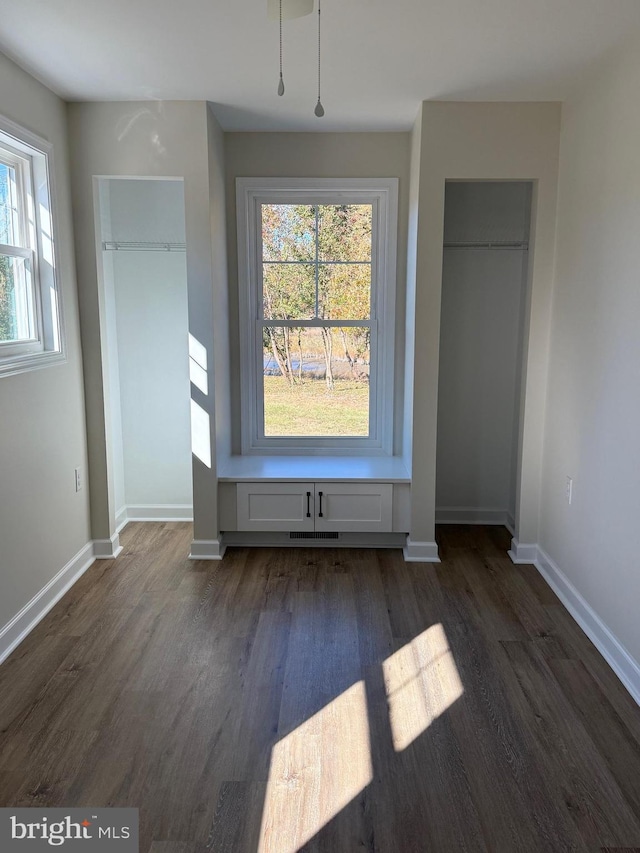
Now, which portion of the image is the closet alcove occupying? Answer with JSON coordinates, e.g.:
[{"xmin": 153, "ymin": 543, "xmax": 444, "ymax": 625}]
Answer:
[
  {"xmin": 436, "ymin": 181, "xmax": 532, "ymax": 531},
  {"xmin": 98, "ymin": 178, "xmax": 192, "ymax": 525}
]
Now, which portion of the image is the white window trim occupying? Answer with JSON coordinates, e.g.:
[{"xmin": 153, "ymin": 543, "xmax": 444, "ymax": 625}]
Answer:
[
  {"xmin": 0, "ymin": 113, "xmax": 65, "ymax": 377},
  {"xmin": 236, "ymin": 177, "xmax": 398, "ymax": 456}
]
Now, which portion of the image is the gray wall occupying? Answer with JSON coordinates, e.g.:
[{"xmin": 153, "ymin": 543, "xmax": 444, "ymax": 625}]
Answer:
[
  {"xmin": 103, "ymin": 178, "xmax": 187, "ymax": 244},
  {"xmin": 408, "ymin": 102, "xmax": 561, "ymax": 552},
  {"xmin": 102, "ymin": 246, "xmax": 126, "ymax": 518},
  {"xmin": 113, "ymin": 251, "xmax": 191, "ymax": 508},
  {"xmin": 207, "ymin": 105, "xmax": 232, "ymax": 463},
  {"xmin": 437, "ymin": 249, "xmax": 526, "ymax": 518},
  {"xmin": 436, "ymin": 182, "xmax": 529, "ymax": 522},
  {"xmin": 68, "ymin": 101, "xmax": 226, "ymax": 550},
  {"xmin": 102, "ymin": 179, "xmax": 191, "ymax": 514},
  {"xmin": 403, "ymin": 114, "xmax": 422, "ymax": 473},
  {"xmin": 0, "ymin": 53, "xmax": 91, "ymax": 632},
  {"xmin": 541, "ymin": 33, "xmax": 640, "ymax": 665},
  {"xmin": 224, "ymin": 132, "xmax": 411, "ymax": 455}
]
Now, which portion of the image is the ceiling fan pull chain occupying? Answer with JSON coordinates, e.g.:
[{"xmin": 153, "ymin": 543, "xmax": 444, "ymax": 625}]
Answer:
[
  {"xmin": 314, "ymin": 0, "xmax": 325, "ymax": 116},
  {"xmin": 278, "ymin": 0, "xmax": 285, "ymax": 95}
]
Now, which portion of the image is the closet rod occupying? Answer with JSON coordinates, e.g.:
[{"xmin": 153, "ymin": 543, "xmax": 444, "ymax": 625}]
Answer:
[
  {"xmin": 443, "ymin": 241, "xmax": 528, "ymax": 250},
  {"xmin": 102, "ymin": 241, "xmax": 186, "ymax": 252}
]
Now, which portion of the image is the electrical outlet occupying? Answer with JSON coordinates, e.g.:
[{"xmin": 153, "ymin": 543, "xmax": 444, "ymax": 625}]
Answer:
[
  {"xmin": 566, "ymin": 476, "xmax": 573, "ymax": 505},
  {"xmin": 75, "ymin": 467, "xmax": 83, "ymax": 492}
]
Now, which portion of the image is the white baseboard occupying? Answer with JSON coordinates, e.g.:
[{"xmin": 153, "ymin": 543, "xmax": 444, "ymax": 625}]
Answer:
[
  {"xmin": 535, "ymin": 546, "xmax": 640, "ymax": 707},
  {"xmin": 93, "ymin": 533, "xmax": 123, "ymax": 560},
  {"xmin": 0, "ymin": 542, "xmax": 95, "ymax": 665},
  {"xmin": 115, "ymin": 505, "xmax": 194, "ymax": 533},
  {"xmin": 124, "ymin": 504, "xmax": 193, "ymax": 523},
  {"xmin": 403, "ymin": 538, "xmax": 441, "ymax": 563},
  {"xmin": 508, "ymin": 538, "xmax": 538, "ymax": 564},
  {"xmin": 189, "ymin": 539, "xmax": 227, "ymax": 560},
  {"xmin": 115, "ymin": 507, "xmax": 128, "ymax": 533}
]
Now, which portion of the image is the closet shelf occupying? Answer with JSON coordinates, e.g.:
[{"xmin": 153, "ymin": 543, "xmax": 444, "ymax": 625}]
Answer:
[
  {"xmin": 443, "ymin": 241, "xmax": 528, "ymax": 250},
  {"xmin": 102, "ymin": 240, "xmax": 186, "ymax": 252}
]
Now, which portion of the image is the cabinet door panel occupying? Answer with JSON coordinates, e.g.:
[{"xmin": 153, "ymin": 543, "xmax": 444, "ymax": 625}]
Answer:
[
  {"xmin": 315, "ymin": 483, "xmax": 393, "ymax": 532},
  {"xmin": 237, "ymin": 482, "xmax": 314, "ymax": 531}
]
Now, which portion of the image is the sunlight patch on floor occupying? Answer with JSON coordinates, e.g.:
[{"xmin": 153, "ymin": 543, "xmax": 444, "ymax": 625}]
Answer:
[
  {"xmin": 383, "ymin": 624, "xmax": 464, "ymax": 752},
  {"xmin": 258, "ymin": 680, "xmax": 372, "ymax": 853}
]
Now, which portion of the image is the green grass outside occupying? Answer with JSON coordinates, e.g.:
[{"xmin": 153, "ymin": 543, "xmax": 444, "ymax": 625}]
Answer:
[{"xmin": 264, "ymin": 375, "xmax": 369, "ymax": 436}]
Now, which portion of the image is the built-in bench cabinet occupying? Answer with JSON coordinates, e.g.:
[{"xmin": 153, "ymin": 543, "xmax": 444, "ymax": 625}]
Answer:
[
  {"xmin": 217, "ymin": 458, "xmax": 411, "ymax": 543},
  {"xmin": 236, "ymin": 482, "xmax": 393, "ymax": 533}
]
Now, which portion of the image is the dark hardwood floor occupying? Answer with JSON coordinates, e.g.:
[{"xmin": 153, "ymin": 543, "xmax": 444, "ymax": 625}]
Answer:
[{"xmin": 2, "ymin": 523, "xmax": 640, "ymax": 852}]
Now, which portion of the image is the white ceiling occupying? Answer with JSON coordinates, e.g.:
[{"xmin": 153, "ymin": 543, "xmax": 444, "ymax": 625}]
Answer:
[{"xmin": 1, "ymin": 0, "xmax": 640, "ymax": 131}]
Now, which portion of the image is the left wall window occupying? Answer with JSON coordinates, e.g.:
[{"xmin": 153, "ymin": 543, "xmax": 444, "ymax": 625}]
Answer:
[{"xmin": 0, "ymin": 115, "xmax": 63, "ymax": 376}]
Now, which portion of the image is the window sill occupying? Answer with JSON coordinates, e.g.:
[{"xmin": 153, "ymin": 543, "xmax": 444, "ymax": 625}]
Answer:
[
  {"xmin": 0, "ymin": 349, "xmax": 65, "ymax": 378},
  {"xmin": 217, "ymin": 455, "xmax": 411, "ymax": 483}
]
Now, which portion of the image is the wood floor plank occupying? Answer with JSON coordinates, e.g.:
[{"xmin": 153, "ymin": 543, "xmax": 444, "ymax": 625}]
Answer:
[
  {"xmin": 231, "ymin": 609, "xmax": 291, "ymax": 781},
  {"xmin": 277, "ymin": 572, "xmax": 361, "ymax": 737},
  {"xmin": 548, "ymin": 657, "xmax": 640, "ymax": 818},
  {"xmin": 500, "ymin": 639, "xmax": 640, "ymax": 848},
  {"xmin": 1, "ymin": 523, "xmax": 640, "ymax": 852},
  {"xmin": 16, "ymin": 601, "xmax": 160, "ymax": 738},
  {"xmin": 148, "ymin": 842, "xmax": 192, "ymax": 853},
  {"xmin": 455, "ymin": 552, "xmax": 530, "ymax": 641},
  {"xmin": 376, "ymin": 549, "xmax": 425, "ymax": 640},
  {"xmin": 350, "ymin": 551, "xmax": 395, "ymax": 667},
  {"xmin": 375, "ymin": 635, "xmax": 488, "ymax": 853},
  {"xmin": 548, "ymin": 602, "xmax": 640, "ymax": 741},
  {"xmin": 261, "ymin": 548, "xmax": 303, "ymax": 612},
  {"xmin": 0, "ymin": 635, "xmax": 78, "ymax": 737},
  {"xmin": 484, "ymin": 554, "xmax": 559, "ymax": 640},
  {"xmin": 6, "ymin": 727, "xmax": 101, "ymax": 808},
  {"xmin": 202, "ymin": 781, "xmax": 265, "ymax": 853},
  {"xmin": 515, "ymin": 561, "xmax": 563, "ymax": 606},
  {"xmin": 436, "ymin": 561, "xmax": 586, "ymax": 852}
]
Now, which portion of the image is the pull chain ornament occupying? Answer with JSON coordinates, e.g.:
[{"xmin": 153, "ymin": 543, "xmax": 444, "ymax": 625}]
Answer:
[
  {"xmin": 277, "ymin": 0, "xmax": 285, "ymax": 95},
  {"xmin": 314, "ymin": 0, "xmax": 324, "ymax": 116}
]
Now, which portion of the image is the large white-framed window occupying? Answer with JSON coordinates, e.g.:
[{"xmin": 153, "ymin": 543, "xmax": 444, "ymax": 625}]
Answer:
[
  {"xmin": 237, "ymin": 177, "xmax": 398, "ymax": 455},
  {"xmin": 0, "ymin": 114, "xmax": 63, "ymax": 377}
]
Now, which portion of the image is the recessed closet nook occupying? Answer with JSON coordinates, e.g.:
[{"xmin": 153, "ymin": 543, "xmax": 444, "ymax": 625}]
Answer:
[
  {"xmin": 72, "ymin": 100, "xmax": 560, "ymax": 563},
  {"xmin": 436, "ymin": 181, "xmax": 531, "ymax": 534},
  {"xmin": 97, "ymin": 178, "xmax": 191, "ymax": 532}
]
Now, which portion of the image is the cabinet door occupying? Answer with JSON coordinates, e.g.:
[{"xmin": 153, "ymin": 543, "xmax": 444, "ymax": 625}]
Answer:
[
  {"xmin": 315, "ymin": 483, "xmax": 393, "ymax": 532},
  {"xmin": 237, "ymin": 482, "xmax": 314, "ymax": 531}
]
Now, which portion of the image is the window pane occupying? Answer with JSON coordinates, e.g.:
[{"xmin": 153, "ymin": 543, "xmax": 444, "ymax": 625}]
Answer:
[
  {"xmin": 262, "ymin": 204, "xmax": 315, "ymax": 262},
  {"xmin": 317, "ymin": 263, "xmax": 371, "ymax": 321},
  {"xmin": 0, "ymin": 162, "xmax": 18, "ymax": 246},
  {"xmin": 0, "ymin": 253, "xmax": 35, "ymax": 343},
  {"xmin": 263, "ymin": 263, "xmax": 315, "ymax": 320},
  {"xmin": 263, "ymin": 326, "xmax": 370, "ymax": 437},
  {"xmin": 318, "ymin": 204, "xmax": 372, "ymax": 261}
]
